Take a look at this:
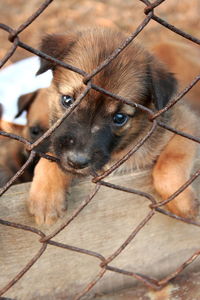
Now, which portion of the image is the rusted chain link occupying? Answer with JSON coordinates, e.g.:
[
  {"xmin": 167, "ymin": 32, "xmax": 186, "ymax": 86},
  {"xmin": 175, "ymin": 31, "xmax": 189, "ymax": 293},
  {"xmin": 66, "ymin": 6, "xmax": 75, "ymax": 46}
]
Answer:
[{"xmin": 0, "ymin": 0, "xmax": 200, "ymax": 299}]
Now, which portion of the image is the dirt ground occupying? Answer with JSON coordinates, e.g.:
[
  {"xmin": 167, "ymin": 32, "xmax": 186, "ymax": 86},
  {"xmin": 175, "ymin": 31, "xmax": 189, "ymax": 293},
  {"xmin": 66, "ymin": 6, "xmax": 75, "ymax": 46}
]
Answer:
[{"xmin": 0, "ymin": 0, "xmax": 200, "ymax": 65}]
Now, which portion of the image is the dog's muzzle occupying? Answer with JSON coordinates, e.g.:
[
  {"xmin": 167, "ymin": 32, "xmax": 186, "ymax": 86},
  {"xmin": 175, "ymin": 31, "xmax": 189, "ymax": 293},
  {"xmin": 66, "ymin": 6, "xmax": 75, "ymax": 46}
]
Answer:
[{"xmin": 67, "ymin": 152, "xmax": 90, "ymax": 169}]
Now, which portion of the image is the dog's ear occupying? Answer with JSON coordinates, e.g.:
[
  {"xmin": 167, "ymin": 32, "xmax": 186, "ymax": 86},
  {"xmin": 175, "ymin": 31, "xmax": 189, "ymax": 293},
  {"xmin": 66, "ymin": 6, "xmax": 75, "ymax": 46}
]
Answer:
[
  {"xmin": 149, "ymin": 60, "xmax": 177, "ymax": 110},
  {"xmin": 36, "ymin": 33, "xmax": 78, "ymax": 75},
  {"xmin": 15, "ymin": 91, "xmax": 38, "ymax": 118}
]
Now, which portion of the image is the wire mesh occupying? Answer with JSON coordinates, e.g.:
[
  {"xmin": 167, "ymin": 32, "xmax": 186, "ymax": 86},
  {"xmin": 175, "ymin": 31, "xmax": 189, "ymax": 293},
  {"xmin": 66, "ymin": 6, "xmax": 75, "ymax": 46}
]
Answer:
[{"xmin": 0, "ymin": 0, "xmax": 200, "ymax": 299}]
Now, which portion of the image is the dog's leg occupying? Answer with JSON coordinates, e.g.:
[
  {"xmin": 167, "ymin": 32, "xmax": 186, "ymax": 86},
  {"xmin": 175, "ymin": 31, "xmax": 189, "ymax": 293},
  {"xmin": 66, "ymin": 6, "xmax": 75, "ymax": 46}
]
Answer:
[
  {"xmin": 153, "ymin": 134, "xmax": 198, "ymax": 218},
  {"xmin": 28, "ymin": 157, "xmax": 72, "ymax": 225}
]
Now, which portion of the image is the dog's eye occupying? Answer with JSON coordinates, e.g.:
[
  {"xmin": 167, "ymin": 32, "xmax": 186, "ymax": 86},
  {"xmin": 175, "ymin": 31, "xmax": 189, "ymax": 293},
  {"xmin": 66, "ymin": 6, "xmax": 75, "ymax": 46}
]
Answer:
[
  {"xmin": 113, "ymin": 113, "xmax": 129, "ymax": 126},
  {"xmin": 61, "ymin": 95, "xmax": 74, "ymax": 108},
  {"xmin": 30, "ymin": 125, "xmax": 42, "ymax": 136}
]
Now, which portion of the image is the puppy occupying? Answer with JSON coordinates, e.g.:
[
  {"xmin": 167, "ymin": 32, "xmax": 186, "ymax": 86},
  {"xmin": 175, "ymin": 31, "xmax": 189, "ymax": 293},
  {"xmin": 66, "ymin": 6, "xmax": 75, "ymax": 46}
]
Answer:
[
  {"xmin": 28, "ymin": 28, "xmax": 198, "ymax": 225},
  {"xmin": 0, "ymin": 89, "xmax": 50, "ymax": 187},
  {"xmin": 16, "ymin": 88, "xmax": 50, "ymax": 153}
]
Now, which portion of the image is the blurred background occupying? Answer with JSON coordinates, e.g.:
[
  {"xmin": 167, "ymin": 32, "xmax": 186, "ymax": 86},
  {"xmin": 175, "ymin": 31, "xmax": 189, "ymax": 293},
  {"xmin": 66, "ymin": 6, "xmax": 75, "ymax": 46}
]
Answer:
[{"xmin": 0, "ymin": 0, "xmax": 199, "ymax": 64}]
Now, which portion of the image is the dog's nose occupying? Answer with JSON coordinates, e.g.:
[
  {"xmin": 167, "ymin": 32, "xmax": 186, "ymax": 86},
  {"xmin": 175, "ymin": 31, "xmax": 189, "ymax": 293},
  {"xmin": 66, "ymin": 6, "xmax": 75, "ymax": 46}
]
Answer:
[{"xmin": 67, "ymin": 152, "xmax": 90, "ymax": 169}]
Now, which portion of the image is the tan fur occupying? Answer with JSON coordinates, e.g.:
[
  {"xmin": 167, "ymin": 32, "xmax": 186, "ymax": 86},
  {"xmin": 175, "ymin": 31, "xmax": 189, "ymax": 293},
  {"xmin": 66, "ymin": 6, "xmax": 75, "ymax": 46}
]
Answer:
[
  {"xmin": 28, "ymin": 155, "xmax": 70, "ymax": 224},
  {"xmin": 0, "ymin": 119, "xmax": 25, "ymax": 136},
  {"xmin": 151, "ymin": 40, "xmax": 200, "ymax": 216},
  {"xmin": 28, "ymin": 28, "xmax": 199, "ymax": 225},
  {"xmin": 151, "ymin": 40, "xmax": 200, "ymax": 110},
  {"xmin": 153, "ymin": 105, "xmax": 198, "ymax": 217}
]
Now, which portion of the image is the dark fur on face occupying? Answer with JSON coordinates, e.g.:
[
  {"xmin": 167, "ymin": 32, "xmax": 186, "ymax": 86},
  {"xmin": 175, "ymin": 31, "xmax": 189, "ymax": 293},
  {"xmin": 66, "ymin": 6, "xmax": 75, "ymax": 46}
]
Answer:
[
  {"xmin": 38, "ymin": 28, "xmax": 177, "ymax": 175},
  {"xmin": 51, "ymin": 108, "xmax": 121, "ymax": 174}
]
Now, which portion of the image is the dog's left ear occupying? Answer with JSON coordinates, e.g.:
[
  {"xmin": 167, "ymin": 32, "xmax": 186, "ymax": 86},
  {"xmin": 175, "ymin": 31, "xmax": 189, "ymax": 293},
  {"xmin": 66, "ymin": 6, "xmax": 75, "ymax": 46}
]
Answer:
[
  {"xmin": 15, "ymin": 91, "xmax": 38, "ymax": 118},
  {"xmin": 149, "ymin": 60, "xmax": 177, "ymax": 110},
  {"xmin": 36, "ymin": 33, "xmax": 78, "ymax": 75}
]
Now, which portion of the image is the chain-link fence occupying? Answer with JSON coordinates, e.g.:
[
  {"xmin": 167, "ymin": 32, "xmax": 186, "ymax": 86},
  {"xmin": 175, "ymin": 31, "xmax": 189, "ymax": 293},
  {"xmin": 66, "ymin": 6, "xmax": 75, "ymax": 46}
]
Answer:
[{"xmin": 0, "ymin": 0, "xmax": 200, "ymax": 299}]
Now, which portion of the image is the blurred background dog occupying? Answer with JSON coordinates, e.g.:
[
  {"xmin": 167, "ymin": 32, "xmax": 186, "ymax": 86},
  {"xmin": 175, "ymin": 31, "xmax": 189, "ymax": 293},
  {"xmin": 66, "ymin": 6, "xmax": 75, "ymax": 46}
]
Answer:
[{"xmin": 0, "ymin": 89, "xmax": 49, "ymax": 187}]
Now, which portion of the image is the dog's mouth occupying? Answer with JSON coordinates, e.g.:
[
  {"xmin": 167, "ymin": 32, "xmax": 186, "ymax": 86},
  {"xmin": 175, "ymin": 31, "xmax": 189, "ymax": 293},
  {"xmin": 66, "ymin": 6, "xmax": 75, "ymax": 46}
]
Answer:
[
  {"xmin": 58, "ymin": 156, "xmax": 107, "ymax": 177},
  {"xmin": 58, "ymin": 159, "xmax": 92, "ymax": 176}
]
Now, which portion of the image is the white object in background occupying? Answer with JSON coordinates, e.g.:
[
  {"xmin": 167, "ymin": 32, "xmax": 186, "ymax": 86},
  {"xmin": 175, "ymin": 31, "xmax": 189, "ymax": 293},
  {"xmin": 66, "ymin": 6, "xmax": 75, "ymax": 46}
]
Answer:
[{"xmin": 0, "ymin": 56, "xmax": 52, "ymax": 124}]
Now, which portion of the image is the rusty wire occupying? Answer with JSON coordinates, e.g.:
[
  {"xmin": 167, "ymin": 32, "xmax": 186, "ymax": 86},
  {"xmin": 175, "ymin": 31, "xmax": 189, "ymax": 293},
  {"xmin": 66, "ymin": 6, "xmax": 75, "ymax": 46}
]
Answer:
[{"xmin": 0, "ymin": 0, "xmax": 200, "ymax": 299}]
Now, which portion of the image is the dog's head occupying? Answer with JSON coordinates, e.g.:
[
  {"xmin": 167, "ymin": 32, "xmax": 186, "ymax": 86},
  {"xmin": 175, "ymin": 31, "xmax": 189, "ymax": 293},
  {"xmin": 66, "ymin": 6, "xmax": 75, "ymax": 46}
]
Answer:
[
  {"xmin": 37, "ymin": 28, "xmax": 177, "ymax": 175},
  {"xmin": 16, "ymin": 88, "xmax": 50, "ymax": 153}
]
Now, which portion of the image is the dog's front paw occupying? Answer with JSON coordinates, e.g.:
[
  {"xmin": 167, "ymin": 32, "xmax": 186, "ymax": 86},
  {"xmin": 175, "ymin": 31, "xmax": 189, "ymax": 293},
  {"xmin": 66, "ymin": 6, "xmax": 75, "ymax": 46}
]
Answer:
[
  {"xmin": 27, "ymin": 157, "xmax": 72, "ymax": 225},
  {"xmin": 28, "ymin": 182, "xmax": 67, "ymax": 225},
  {"xmin": 166, "ymin": 187, "xmax": 199, "ymax": 219}
]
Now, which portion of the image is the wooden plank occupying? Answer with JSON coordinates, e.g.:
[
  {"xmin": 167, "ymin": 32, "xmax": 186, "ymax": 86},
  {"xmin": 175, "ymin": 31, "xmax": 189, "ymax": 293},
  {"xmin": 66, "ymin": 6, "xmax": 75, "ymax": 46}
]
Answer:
[{"xmin": 0, "ymin": 160, "xmax": 200, "ymax": 299}]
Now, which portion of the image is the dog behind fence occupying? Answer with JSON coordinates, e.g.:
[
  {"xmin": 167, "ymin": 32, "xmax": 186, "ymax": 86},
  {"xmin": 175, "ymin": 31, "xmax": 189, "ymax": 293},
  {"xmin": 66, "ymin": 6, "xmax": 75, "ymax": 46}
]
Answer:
[{"xmin": 0, "ymin": 0, "xmax": 200, "ymax": 299}]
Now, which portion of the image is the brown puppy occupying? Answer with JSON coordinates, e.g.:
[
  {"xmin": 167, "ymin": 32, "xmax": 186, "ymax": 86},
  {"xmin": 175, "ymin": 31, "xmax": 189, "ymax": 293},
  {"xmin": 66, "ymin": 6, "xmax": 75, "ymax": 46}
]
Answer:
[
  {"xmin": 16, "ymin": 88, "xmax": 50, "ymax": 153},
  {"xmin": 28, "ymin": 28, "xmax": 198, "ymax": 225},
  {"xmin": 0, "ymin": 89, "xmax": 50, "ymax": 187}
]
